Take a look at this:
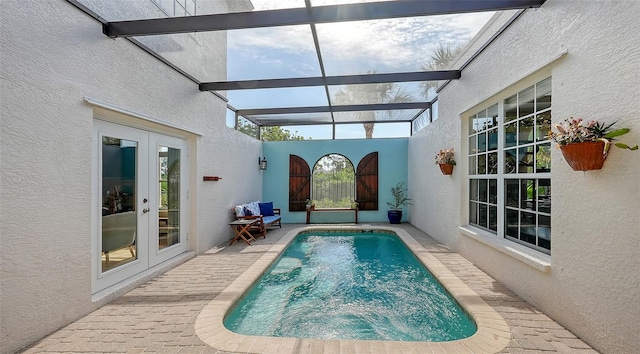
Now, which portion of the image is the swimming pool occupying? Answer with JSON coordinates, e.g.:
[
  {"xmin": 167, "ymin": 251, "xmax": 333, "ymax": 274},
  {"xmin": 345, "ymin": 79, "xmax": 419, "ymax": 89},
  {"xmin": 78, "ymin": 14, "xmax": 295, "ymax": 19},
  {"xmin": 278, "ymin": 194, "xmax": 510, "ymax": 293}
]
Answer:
[
  {"xmin": 224, "ymin": 231, "xmax": 476, "ymax": 341},
  {"xmin": 195, "ymin": 226, "xmax": 511, "ymax": 353}
]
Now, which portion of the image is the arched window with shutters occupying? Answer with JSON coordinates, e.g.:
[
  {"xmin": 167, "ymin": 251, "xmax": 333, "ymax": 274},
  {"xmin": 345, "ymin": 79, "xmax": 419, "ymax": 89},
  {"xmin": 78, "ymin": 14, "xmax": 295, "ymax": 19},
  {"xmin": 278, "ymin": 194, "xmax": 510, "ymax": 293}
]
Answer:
[
  {"xmin": 356, "ymin": 152, "xmax": 378, "ymax": 210},
  {"xmin": 289, "ymin": 154, "xmax": 310, "ymax": 211},
  {"xmin": 311, "ymin": 154, "xmax": 355, "ymax": 208}
]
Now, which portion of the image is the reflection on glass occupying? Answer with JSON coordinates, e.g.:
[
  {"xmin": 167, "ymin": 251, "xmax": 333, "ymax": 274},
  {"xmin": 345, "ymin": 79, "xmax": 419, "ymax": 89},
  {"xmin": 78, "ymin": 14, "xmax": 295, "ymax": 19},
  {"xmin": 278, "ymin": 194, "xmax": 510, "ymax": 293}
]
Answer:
[
  {"xmin": 505, "ymin": 95, "xmax": 518, "ymax": 122},
  {"xmin": 520, "ymin": 179, "xmax": 536, "ymax": 210},
  {"xmin": 158, "ymin": 145, "xmax": 180, "ymax": 250},
  {"xmin": 469, "ymin": 115, "xmax": 478, "ymax": 134},
  {"xmin": 518, "ymin": 117, "xmax": 534, "ymax": 144},
  {"xmin": 489, "ymin": 179, "xmax": 498, "ymax": 204},
  {"xmin": 487, "ymin": 103, "xmax": 499, "ymax": 121},
  {"xmin": 536, "ymin": 144, "xmax": 552, "ymax": 172},
  {"xmin": 519, "ymin": 211, "xmax": 536, "ymax": 245},
  {"xmin": 487, "ymin": 128, "xmax": 498, "ymax": 151},
  {"xmin": 505, "ymin": 179, "xmax": 519, "ymax": 208},
  {"xmin": 226, "ymin": 108, "xmax": 236, "ymax": 129},
  {"xmin": 479, "ymin": 179, "xmax": 488, "ymax": 203},
  {"xmin": 478, "ymin": 154, "xmax": 486, "ymax": 174},
  {"xmin": 489, "ymin": 206, "xmax": 498, "ymax": 232},
  {"xmin": 538, "ymin": 180, "xmax": 551, "ymax": 214},
  {"xmin": 536, "ymin": 77, "xmax": 552, "ymax": 111},
  {"xmin": 469, "ymin": 135, "xmax": 477, "ymax": 154},
  {"xmin": 518, "ymin": 146, "xmax": 535, "ymax": 173},
  {"xmin": 504, "ymin": 148, "xmax": 517, "ymax": 174},
  {"xmin": 478, "ymin": 132, "xmax": 487, "ymax": 153},
  {"xmin": 101, "ymin": 136, "xmax": 137, "ymax": 273},
  {"xmin": 488, "ymin": 152, "xmax": 498, "ymax": 175},
  {"xmin": 469, "ymin": 179, "xmax": 478, "ymax": 201},
  {"xmin": 505, "ymin": 122, "xmax": 517, "ymax": 148},
  {"xmin": 469, "ymin": 202, "xmax": 478, "ymax": 225},
  {"xmin": 469, "ymin": 156, "xmax": 476, "ymax": 175},
  {"xmin": 536, "ymin": 112, "xmax": 551, "ymax": 141},
  {"xmin": 518, "ymin": 85, "xmax": 535, "ymax": 117},
  {"xmin": 479, "ymin": 204, "xmax": 488, "ymax": 228},
  {"xmin": 505, "ymin": 208, "xmax": 519, "ymax": 238},
  {"xmin": 538, "ymin": 214, "xmax": 551, "ymax": 250},
  {"xmin": 412, "ymin": 110, "xmax": 430, "ymax": 134}
]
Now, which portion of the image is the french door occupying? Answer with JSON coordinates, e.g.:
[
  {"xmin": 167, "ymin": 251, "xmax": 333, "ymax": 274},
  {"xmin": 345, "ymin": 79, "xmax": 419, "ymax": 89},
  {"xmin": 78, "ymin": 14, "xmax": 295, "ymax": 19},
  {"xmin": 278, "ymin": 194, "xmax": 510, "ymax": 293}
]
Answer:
[{"xmin": 93, "ymin": 120, "xmax": 188, "ymax": 292}]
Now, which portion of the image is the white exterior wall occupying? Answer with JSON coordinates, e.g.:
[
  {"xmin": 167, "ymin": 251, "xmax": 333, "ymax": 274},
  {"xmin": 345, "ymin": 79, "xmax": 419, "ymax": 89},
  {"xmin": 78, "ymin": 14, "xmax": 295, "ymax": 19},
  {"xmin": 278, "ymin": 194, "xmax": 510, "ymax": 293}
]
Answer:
[
  {"xmin": 0, "ymin": 1, "xmax": 260, "ymax": 352},
  {"xmin": 409, "ymin": 1, "xmax": 640, "ymax": 353}
]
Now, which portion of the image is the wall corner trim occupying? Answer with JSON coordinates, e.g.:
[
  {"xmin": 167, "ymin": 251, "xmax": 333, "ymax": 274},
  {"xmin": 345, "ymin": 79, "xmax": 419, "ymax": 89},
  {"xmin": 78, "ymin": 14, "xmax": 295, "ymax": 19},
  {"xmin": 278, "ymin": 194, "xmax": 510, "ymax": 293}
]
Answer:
[
  {"xmin": 459, "ymin": 225, "xmax": 551, "ymax": 273},
  {"xmin": 83, "ymin": 96, "xmax": 202, "ymax": 137}
]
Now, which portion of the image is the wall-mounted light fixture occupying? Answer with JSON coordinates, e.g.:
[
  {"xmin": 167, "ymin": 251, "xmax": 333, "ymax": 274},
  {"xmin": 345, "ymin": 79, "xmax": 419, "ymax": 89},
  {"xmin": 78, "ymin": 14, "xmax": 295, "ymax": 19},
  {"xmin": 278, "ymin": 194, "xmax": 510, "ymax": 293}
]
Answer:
[{"xmin": 259, "ymin": 156, "xmax": 268, "ymax": 170}]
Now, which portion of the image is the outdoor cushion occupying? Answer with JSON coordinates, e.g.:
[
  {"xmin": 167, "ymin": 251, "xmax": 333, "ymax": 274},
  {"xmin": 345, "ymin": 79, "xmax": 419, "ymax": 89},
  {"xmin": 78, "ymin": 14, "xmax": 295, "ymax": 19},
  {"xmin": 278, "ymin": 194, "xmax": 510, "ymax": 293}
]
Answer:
[
  {"xmin": 259, "ymin": 201, "xmax": 274, "ymax": 216},
  {"xmin": 262, "ymin": 215, "xmax": 281, "ymax": 225},
  {"xmin": 249, "ymin": 201, "xmax": 261, "ymax": 216},
  {"xmin": 235, "ymin": 205, "xmax": 245, "ymax": 217}
]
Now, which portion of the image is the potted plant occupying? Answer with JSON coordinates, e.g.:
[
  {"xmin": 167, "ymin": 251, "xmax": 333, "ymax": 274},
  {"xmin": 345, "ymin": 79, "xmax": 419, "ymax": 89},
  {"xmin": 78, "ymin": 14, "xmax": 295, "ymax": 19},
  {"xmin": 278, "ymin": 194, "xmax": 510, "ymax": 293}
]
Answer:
[
  {"xmin": 305, "ymin": 199, "xmax": 315, "ymax": 210},
  {"xmin": 435, "ymin": 148, "xmax": 456, "ymax": 175},
  {"xmin": 548, "ymin": 118, "xmax": 637, "ymax": 171},
  {"xmin": 386, "ymin": 182, "xmax": 412, "ymax": 224}
]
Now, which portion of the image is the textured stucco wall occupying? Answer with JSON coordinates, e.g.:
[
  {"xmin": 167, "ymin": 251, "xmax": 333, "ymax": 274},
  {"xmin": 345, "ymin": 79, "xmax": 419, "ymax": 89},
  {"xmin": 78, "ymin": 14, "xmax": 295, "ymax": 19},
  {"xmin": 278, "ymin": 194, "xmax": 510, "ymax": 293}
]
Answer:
[
  {"xmin": 262, "ymin": 139, "xmax": 409, "ymax": 223},
  {"xmin": 0, "ymin": 1, "xmax": 259, "ymax": 352},
  {"xmin": 409, "ymin": 1, "xmax": 640, "ymax": 353}
]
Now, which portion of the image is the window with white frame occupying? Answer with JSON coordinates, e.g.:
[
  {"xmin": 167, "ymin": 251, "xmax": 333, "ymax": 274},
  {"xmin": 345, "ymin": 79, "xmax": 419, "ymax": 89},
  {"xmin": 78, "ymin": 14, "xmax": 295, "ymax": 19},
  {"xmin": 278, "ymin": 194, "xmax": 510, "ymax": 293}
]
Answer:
[
  {"xmin": 468, "ymin": 77, "xmax": 552, "ymax": 254},
  {"xmin": 152, "ymin": 0, "xmax": 196, "ymax": 17}
]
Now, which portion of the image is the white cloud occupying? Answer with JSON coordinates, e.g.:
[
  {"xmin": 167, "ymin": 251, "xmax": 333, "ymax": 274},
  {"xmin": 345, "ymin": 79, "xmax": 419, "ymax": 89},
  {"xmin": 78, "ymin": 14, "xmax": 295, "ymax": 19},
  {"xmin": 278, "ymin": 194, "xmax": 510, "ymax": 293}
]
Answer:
[{"xmin": 228, "ymin": 2, "xmax": 495, "ymax": 77}]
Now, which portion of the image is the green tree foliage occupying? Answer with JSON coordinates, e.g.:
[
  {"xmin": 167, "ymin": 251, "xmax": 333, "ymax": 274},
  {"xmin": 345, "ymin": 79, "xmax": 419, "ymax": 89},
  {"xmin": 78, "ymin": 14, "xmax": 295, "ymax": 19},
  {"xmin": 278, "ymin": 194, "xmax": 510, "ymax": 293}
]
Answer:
[
  {"xmin": 333, "ymin": 71, "xmax": 414, "ymax": 139},
  {"xmin": 421, "ymin": 43, "xmax": 465, "ymax": 98},
  {"xmin": 237, "ymin": 121, "xmax": 308, "ymax": 141},
  {"xmin": 261, "ymin": 126, "xmax": 307, "ymax": 141}
]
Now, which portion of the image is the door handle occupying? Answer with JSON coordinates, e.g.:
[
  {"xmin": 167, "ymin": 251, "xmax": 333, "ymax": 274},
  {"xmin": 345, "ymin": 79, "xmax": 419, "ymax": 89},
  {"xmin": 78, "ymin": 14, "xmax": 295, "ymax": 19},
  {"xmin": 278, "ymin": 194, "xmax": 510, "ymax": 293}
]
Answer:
[{"xmin": 142, "ymin": 208, "xmax": 150, "ymax": 213}]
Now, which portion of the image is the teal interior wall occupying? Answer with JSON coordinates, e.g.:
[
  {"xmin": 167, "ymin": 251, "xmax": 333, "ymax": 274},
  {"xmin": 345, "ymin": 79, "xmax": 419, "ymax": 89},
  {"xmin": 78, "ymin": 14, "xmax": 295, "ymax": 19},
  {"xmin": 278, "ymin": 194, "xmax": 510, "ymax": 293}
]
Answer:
[{"xmin": 262, "ymin": 138, "xmax": 409, "ymax": 223}]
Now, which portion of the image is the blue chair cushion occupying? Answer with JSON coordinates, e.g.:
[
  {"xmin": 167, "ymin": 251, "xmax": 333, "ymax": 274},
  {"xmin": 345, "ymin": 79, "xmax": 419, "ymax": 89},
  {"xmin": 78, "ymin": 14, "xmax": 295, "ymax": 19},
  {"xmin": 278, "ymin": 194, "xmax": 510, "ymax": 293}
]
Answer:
[
  {"xmin": 263, "ymin": 215, "xmax": 281, "ymax": 225},
  {"xmin": 259, "ymin": 201, "xmax": 274, "ymax": 216}
]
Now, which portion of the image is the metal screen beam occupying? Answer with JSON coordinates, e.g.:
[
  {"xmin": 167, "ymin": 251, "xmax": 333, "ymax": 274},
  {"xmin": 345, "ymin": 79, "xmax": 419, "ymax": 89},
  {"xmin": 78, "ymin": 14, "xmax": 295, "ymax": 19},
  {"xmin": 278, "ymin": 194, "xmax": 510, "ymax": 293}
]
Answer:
[
  {"xmin": 104, "ymin": 0, "xmax": 546, "ymax": 37},
  {"xmin": 237, "ymin": 102, "xmax": 430, "ymax": 116},
  {"xmin": 200, "ymin": 71, "xmax": 460, "ymax": 91}
]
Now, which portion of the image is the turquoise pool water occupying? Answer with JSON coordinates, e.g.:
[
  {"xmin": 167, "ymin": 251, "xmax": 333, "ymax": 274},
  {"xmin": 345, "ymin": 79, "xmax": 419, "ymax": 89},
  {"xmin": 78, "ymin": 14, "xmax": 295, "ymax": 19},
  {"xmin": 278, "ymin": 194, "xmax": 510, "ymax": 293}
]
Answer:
[{"xmin": 224, "ymin": 231, "xmax": 477, "ymax": 341}]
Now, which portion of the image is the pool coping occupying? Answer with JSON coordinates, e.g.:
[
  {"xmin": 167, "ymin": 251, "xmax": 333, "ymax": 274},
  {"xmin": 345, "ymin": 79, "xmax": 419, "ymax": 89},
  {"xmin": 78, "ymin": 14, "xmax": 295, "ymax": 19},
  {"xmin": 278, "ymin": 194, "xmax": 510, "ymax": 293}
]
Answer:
[{"xmin": 195, "ymin": 225, "xmax": 511, "ymax": 353}]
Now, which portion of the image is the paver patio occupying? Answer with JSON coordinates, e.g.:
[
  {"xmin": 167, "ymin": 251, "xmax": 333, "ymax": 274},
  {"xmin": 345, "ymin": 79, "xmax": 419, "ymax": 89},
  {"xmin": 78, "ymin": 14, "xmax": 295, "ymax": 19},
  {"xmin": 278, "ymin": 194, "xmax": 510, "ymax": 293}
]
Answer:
[{"xmin": 19, "ymin": 224, "xmax": 598, "ymax": 354}]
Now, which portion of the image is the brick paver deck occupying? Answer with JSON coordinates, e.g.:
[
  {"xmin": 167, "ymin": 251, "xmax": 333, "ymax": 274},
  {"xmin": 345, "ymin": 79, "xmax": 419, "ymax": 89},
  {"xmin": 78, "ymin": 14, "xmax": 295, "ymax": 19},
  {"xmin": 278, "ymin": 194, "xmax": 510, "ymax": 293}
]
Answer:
[{"xmin": 19, "ymin": 224, "xmax": 598, "ymax": 353}]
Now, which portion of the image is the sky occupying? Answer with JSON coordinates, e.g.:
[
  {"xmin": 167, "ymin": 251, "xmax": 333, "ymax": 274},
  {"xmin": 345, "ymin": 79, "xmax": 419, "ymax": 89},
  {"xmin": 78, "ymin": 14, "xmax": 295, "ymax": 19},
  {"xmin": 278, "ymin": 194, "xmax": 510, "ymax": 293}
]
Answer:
[{"xmin": 224, "ymin": 0, "xmax": 495, "ymax": 139}]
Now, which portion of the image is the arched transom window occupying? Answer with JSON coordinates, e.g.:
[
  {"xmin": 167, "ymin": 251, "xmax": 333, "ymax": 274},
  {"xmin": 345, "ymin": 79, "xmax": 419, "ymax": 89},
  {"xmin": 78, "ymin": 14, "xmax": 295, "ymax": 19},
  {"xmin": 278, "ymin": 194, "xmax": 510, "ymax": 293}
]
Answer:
[{"xmin": 312, "ymin": 154, "xmax": 355, "ymax": 208}]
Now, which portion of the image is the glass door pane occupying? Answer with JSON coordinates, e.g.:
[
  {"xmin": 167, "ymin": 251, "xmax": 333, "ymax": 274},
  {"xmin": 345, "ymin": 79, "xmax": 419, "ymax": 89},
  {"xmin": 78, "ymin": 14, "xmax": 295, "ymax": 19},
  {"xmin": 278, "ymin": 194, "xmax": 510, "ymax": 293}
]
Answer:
[
  {"xmin": 158, "ymin": 145, "xmax": 180, "ymax": 250},
  {"xmin": 101, "ymin": 136, "xmax": 138, "ymax": 273},
  {"xmin": 149, "ymin": 133, "xmax": 187, "ymax": 267}
]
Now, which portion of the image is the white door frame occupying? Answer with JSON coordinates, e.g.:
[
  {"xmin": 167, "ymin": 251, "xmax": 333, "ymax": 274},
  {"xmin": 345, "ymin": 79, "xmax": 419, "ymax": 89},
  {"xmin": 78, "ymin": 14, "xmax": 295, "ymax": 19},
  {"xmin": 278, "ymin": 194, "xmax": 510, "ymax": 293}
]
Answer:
[{"xmin": 92, "ymin": 120, "xmax": 189, "ymax": 293}]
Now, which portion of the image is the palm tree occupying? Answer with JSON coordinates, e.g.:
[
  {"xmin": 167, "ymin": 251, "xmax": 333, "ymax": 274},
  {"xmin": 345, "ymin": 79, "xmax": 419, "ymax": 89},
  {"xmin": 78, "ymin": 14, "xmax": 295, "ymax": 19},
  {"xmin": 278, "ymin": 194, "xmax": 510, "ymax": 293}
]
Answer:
[
  {"xmin": 333, "ymin": 72, "xmax": 414, "ymax": 139},
  {"xmin": 421, "ymin": 44, "xmax": 465, "ymax": 98}
]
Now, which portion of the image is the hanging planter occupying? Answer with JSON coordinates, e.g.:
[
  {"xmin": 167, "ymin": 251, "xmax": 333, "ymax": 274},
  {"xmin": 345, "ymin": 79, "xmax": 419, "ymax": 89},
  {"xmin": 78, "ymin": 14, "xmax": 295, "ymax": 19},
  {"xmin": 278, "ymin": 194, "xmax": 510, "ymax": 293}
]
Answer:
[
  {"xmin": 559, "ymin": 141, "xmax": 607, "ymax": 171},
  {"xmin": 548, "ymin": 118, "xmax": 637, "ymax": 171},
  {"xmin": 435, "ymin": 148, "xmax": 456, "ymax": 175},
  {"xmin": 438, "ymin": 163, "xmax": 454, "ymax": 175}
]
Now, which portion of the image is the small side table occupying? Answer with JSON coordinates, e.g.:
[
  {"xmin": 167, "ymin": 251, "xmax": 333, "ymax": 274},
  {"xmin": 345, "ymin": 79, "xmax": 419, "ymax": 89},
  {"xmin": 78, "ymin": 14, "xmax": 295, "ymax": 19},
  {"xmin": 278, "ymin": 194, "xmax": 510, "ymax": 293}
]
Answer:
[{"xmin": 229, "ymin": 219, "xmax": 257, "ymax": 245}]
